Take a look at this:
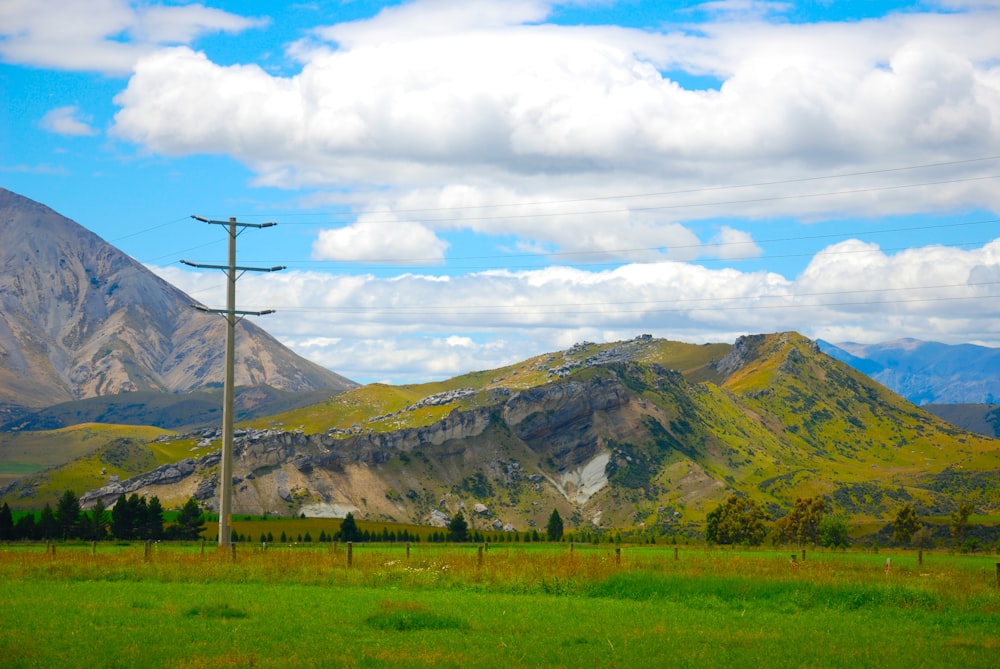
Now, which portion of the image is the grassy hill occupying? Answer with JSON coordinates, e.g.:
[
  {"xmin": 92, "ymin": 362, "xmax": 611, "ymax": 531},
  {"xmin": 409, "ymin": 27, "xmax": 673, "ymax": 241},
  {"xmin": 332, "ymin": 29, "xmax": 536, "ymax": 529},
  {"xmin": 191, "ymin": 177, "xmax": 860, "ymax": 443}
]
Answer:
[{"xmin": 2, "ymin": 333, "xmax": 998, "ymax": 533}]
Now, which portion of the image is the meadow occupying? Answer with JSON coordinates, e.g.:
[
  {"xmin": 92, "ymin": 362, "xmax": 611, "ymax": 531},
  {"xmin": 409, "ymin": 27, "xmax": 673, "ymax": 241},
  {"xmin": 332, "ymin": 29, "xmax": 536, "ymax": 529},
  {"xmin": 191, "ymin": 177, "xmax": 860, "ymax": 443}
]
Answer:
[{"xmin": 1, "ymin": 541, "xmax": 998, "ymax": 668}]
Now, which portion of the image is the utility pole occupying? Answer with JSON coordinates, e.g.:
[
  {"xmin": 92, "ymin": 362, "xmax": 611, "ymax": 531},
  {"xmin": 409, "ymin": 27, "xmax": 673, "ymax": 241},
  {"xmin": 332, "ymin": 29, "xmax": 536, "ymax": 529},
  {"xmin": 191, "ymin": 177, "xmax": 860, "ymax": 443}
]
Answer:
[{"xmin": 182, "ymin": 216, "xmax": 284, "ymax": 548}]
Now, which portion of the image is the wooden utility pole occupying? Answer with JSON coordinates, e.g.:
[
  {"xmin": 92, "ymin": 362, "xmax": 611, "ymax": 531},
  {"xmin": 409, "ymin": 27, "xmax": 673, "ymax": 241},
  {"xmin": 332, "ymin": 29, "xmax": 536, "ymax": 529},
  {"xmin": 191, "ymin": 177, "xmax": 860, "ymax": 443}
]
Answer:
[{"xmin": 182, "ymin": 216, "xmax": 284, "ymax": 548}]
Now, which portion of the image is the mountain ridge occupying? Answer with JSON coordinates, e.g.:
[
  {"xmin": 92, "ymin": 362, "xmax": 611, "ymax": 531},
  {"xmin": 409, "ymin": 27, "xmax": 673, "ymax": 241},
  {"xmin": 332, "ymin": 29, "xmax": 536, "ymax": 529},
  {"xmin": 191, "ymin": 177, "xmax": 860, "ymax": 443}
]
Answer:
[
  {"xmin": 8, "ymin": 332, "xmax": 996, "ymax": 535},
  {"xmin": 0, "ymin": 187, "xmax": 357, "ymax": 409},
  {"xmin": 818, "ymin": 338, "xmax": 1000, "ymax": 405}
]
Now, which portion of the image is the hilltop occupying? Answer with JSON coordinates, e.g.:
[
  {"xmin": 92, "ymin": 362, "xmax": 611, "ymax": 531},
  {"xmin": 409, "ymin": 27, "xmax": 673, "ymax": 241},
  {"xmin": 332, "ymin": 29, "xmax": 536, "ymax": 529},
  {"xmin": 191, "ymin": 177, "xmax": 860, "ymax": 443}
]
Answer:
[{"xmin": 5, "ymin": 332, "xmax": 998, "ymax": 536}]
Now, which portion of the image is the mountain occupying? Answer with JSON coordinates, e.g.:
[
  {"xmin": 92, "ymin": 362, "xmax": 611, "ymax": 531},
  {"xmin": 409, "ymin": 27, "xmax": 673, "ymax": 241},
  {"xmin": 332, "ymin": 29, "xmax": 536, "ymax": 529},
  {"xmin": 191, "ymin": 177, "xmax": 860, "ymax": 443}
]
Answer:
[
  {"xmin": 920, "ymin": 403, "xmax": 1000, "ymax": 439},
  {"xmin": 11, "ymin": 332, "xmax": 996, "ymax": 534},
  {"xmin": 0, "ymin": 187, "xmax": 357, "ymax": 411},
  {"xmin": 817, "ymin": 338, "xmax": 1000, "ymax": 405},
  {"xmin": 0, "ymin": 386, "xmax": 343, "ymax": 433}
]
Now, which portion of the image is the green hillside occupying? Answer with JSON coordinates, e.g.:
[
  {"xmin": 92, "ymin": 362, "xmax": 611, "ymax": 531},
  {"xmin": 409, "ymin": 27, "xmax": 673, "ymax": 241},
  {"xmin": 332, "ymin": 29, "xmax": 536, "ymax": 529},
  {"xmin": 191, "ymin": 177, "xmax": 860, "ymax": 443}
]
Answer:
[{"xmin": 3, "ymin": 333, "xmax": 998, "ymax": 533}]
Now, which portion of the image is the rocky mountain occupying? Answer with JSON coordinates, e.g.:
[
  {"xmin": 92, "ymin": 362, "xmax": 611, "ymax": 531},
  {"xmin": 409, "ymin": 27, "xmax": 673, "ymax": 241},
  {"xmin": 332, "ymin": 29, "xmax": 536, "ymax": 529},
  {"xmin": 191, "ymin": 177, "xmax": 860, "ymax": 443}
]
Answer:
[
  {"xmin": 12, "ymin": 332, "xmax": 995, "ymax": 534},
  {"xmin": 0, "ymin": 187, "xmax": 357, "ymax": 412},
  {"xmin": 817, "ymin": 338, "xmax": 1000, "ymax": 405}
]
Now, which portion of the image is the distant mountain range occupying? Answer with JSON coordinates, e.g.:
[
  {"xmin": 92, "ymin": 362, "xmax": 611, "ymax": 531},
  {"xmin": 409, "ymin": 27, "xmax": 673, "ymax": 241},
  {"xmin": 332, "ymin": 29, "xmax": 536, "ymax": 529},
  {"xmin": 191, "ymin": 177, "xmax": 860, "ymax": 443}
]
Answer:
[
  {"xmin": 0, "ymin": 187, "xmax": 357, "ymax": 417},
  {"xmin": 817, "ymin": 338, "xmax": 1000, "ymax": 406}
]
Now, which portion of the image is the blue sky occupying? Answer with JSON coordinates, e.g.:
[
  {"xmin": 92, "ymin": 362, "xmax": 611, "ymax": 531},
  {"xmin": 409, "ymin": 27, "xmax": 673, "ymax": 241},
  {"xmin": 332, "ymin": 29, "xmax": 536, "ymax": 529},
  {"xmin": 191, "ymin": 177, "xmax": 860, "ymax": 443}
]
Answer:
[{"xmin": 3, "ymin": 0, "xmax": 1000, "ymax": 384}]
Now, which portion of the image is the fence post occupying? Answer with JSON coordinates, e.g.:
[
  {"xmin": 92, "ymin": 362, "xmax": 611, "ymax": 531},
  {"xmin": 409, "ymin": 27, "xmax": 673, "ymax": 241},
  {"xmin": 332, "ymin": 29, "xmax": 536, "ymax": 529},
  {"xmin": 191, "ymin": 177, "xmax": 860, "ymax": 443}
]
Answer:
[
  {"xmin": 92, "ymin": 541, "xmax": 97, "ymax": 556},
  {"xmin": 347, "ymin": 541, "xmax": 353, "ymax": 567},
  {"xmin": 406, "ymin": 542, "xmax": 411, "ymax": 559},
  {"xmin": 674, "ymin": 546, "xmax": 679, "ymax": 561},
  {"xmin": 801, "ymin": 549, "xmax": 806, "ymax": 562},
  {"xmin": 918, "ymin": 550, "xmax": 923, "ymax": 566},
  {"xmin": 615, "ymin": 547, "xmax": 621, "ymax": 566},
  {"xmin": 144, "ymin": 540, "xmax": 151, "ymax": 562}
]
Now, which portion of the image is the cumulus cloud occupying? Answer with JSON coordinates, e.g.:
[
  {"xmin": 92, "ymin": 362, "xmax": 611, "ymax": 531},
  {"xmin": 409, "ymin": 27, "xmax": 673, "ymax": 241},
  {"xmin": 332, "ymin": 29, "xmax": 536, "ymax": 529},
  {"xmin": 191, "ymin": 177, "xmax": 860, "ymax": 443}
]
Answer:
[
  {"xmin": 40, "ymin": 106, "xmax": 97, "ymax": 136},
  {"xmin": 149, "ymin": 237, "xmax": 1000, "ymax": 383},
  {"xmin": 0, "ymin": 0, "xmax": 266, "ymax": 74},
  {"xmin": 312, "ymin": 213, "xmax": 449, "ymax": 263},
  {"xmin": 111, "ymin": 1, "xmax": 1000, "ymax": 267}
]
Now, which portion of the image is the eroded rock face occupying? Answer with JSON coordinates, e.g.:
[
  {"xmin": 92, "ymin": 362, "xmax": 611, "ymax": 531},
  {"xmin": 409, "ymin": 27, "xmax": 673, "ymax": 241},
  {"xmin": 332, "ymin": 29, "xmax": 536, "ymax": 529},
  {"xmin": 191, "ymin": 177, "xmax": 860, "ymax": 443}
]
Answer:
[
  {"xmin": 79, "ymin": 370, "xmax": 672, "ymax": 526},
  {"xmin": 712, "ymin": 334, "xmax": 768, "ymax": 378}
]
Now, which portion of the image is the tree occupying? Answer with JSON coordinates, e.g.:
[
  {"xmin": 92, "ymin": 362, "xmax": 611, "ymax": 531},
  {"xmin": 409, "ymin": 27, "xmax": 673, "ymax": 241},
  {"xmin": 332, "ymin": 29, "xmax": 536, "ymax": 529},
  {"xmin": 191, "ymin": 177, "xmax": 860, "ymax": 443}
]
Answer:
[
  {"xmin": 56, "ymin": 490, "xmax": 81, "ymax": 540},
  {"xmin": 892, "ymin": 503, "xmax": 921, "ymax": 545},
  {"xmin": 775, "ymin": 497, "xmax": 828, "ymax": 547},
  {"xmin": 38, "ymin": 504, "xmax": 58, "ymax": 540},
  {"xmin": 546, "ymin": 509, "xmax": 564, "ymax": 542},
  {"xmin": 818, "ymin": 514, "xmax": 850, "ymax": 549},
  {"xmin": 949, "ymin": 501, "xmax": 974, "ymax": 546},
  {"xmin": 337, "ymin": 512, "xmax": 361, "ymax": 542},
  {"xmin": 83, "ymin": 498, "xmax": 108, "ymax": 541},
  {"xmin": 110, "ymin": 493, "xmax": 132, "ymax": 540},
  {"xmin": 0, "ymin": 502, "xmax": 13, "ymax": 540},
  {"xmin": 448, "ymin": 511, "xmax": 469, "ymax": 542},
  {"xmin": 144, "ymin": 497, "xmax": 164, "ymax": 540},
  {"xmin": 912, "ymin": 526, "xmax": 935, "ymax": 549},
  {"xmin": 706, "ymin": 495, "xmax": 768, "ymax": 546},
  {"xmin": 14, "ymin": 512, "xmax": 37, "ymax": 541},
  {"xmin": 130, "ymin": 495, "xmax": 148, "ymax": 539},
  {"xmin": 168, "ymin": 498, "xmax": 205, "ymax": 540}
]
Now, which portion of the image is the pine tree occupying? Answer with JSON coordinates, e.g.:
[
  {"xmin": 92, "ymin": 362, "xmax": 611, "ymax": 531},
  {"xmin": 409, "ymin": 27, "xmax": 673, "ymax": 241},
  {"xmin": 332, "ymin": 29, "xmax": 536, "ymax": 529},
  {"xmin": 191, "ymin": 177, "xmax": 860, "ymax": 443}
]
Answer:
[
  {"xmin": 38, "ymin": 504, "xmax": 58, "ymax": 540},
  {"xmin": 338, "ymin": 512, "xmax": 361, "ymax": 542},
  {"xmin": 448, "ymin": 512, "xmax": 469, "ymax": 542},
  {"xmin": 546, "ymin": 509, "xmax": 564, "ymax": 542},
  {"xmin": 15, "ymin": 512, "xmax": 37, "ymax": 540},
  {"xmin": 170, "ymin": 498, "xmax": 205, "ymax": 540},
  {"xmin": 145, "ymin": 497, "xmax": 164, "ymax": 540},
  {"xmin": 111, "ymin": 493, "xmax": 132, "ymax": 540},
  {"xmin": 0, "ymin": 502, "xmax": 13, "ymax": 540},
  {"xmin": 56, "ymin": 490, "xmax": 81, "ymax": 540},
  {"xmin": 84, "ymin": 497, "xmax": 108, "ymax": 541}
]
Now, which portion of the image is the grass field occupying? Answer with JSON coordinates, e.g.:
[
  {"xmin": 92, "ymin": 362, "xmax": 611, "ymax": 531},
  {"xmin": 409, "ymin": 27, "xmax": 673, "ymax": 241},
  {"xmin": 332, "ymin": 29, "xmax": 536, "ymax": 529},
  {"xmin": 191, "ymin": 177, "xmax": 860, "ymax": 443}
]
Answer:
[{"xmin": 1, "ymin": 542, "xmax": 998, "ymax": 668}]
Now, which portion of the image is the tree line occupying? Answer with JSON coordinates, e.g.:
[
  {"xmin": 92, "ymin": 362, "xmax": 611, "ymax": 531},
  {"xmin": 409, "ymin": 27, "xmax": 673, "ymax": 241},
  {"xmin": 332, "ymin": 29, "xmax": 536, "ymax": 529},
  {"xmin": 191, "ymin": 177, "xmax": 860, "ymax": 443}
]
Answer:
[
  {"xmin": 706, "ymin": 494, "xmax": 993, "ymax": 551},
  {"xmin": 0, "ymin": 491, "xmax": 205, "ymax": 542}
]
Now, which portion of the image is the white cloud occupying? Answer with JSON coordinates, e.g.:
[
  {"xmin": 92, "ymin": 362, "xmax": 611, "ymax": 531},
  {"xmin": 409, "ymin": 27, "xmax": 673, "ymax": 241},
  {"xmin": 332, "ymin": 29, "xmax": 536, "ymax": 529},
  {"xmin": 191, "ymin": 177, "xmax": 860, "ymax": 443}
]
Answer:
[
  {"xmin": 111, "ymin": 2, "xmax": 1000, "ymax": 267},
  {"xmin": 149, "ymin": 237, "xmax": 1000, "ymax": 383},
  {"xmin": 39, "ymin": 106, "xmax": 98, "ymax": 136},
  {"xmin": 0, "ymin": 0, "xmax": 266, "ymax": 74},
  {"xmin": 311, "ymin": 213, "xmax": 449, "ymax": 263}
]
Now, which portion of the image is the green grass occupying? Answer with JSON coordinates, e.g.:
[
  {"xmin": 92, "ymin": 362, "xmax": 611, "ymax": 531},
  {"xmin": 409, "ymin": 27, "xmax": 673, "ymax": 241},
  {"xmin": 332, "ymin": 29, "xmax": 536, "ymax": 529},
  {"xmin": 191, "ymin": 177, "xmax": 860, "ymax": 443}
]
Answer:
[{"xmin": 1, "ymin": 543, "xmax": 998, "ymax": 668}]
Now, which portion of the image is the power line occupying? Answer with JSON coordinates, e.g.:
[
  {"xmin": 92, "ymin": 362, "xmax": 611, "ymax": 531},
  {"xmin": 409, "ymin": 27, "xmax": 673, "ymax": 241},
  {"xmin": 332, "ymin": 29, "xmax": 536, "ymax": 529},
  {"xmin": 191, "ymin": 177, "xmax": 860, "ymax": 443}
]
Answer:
[
  {"xmin": 224, "ymin": 279, "xmax": 1000, "ymax": 318},
  {"xmin": 234, "ymin": 218, "xmax": 998, "ymax": 267},
  {"xmin": 232, "ymin": 155, "xmax": 1000, "ymax": 221}
]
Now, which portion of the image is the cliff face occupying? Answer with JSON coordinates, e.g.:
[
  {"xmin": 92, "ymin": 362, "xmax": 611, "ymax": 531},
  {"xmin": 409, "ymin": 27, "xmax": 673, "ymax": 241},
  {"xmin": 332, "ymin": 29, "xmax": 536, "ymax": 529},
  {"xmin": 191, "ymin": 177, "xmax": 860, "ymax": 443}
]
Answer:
[
  {"xmin": 81, "ymin": 372, "xmax": 650, "ymax": 528},
  {"xmin": 54, "ymin": 333, "xmax": 1000, "ymax": 533},
  {"xmin": 0, "ymin": 187, "xmax": 356, "ymax": 408}
]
